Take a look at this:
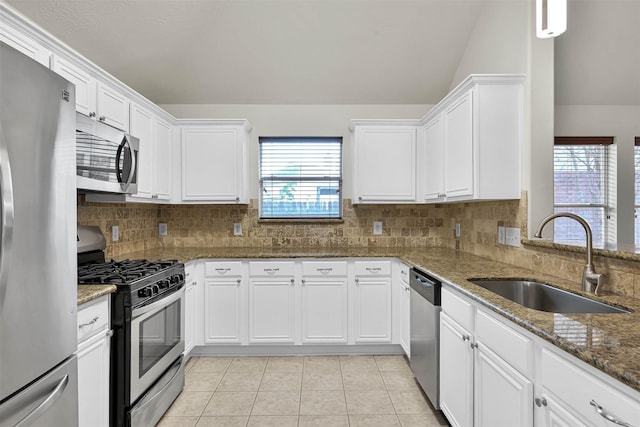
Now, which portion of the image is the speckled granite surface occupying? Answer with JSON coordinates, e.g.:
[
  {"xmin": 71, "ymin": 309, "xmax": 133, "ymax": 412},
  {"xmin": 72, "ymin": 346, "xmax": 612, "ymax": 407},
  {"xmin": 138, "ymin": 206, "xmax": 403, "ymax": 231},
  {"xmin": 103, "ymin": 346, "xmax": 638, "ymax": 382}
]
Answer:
[
  {"xmin": 77, "ymin": 284, "xmax": 117, "ymax": 305},
  {"xmin": 118, "ymin": 246, "xmax": 640, "ymax": 393},
  {"xmin": 523, "ymin": 238, "xmax": 640, "ymax": 261}
]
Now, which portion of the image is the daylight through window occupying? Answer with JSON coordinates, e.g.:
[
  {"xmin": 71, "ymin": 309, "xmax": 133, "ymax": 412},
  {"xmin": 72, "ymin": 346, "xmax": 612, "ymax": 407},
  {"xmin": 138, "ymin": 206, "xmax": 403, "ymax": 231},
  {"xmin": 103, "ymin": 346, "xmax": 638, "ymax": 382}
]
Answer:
[
  {"xmin": 259, "ymin": 137, "xmax": 342, "ymax": 219},
  {"xmin": 553, "ymin": 137, "xmax": 614, "ymax": 246}
]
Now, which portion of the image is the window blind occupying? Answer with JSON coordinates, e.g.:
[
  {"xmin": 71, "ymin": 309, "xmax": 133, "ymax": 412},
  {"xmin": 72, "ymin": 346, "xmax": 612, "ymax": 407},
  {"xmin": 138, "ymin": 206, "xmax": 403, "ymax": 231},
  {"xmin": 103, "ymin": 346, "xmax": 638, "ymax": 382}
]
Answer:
[
  {"xmin": 553, "ymin": 141, "xmax": 611, "ymax": 245},
  {"xmin": 259, "ymin": 137, "xmax": 342, "ymax": 219}
]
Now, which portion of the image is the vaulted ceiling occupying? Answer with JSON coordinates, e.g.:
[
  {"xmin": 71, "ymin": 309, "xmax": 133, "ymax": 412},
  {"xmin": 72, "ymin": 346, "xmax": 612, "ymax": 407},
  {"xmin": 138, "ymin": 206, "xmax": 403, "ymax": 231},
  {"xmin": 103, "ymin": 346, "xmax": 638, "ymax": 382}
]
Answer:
[{"xmin": 6, "ymin": 0, "xmax": 486, "ymax": 105}]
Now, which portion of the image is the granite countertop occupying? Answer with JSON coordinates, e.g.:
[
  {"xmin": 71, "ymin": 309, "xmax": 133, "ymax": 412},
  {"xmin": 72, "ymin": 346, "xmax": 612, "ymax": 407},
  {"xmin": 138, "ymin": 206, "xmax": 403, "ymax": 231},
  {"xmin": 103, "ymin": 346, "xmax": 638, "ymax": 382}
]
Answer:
[
  {"xmin": 77, "ymin": 284, "xmax": 117, "ymax": 305},
  {"xmin": 119, "ymin": 246, "xmax": 640, "ymax": 393}
]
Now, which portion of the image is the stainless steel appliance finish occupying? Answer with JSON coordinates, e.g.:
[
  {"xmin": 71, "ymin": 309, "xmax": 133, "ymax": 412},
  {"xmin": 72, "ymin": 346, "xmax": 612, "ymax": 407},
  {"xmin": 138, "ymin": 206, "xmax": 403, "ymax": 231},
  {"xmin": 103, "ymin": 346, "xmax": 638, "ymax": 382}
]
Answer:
[
  {"xmin": 409, "ymin": 268, "xmax": 442, "ymax": 410},
  {"xmin": 468, "ymin": 279, "xmax": 629, "ymax": 314},
  {"xmin": 0, "ymin": 42, "xmax": 78, "ymax": 426},
  {"xmin": 129, "ymin": 356, "xmax": 184, "ymax": 427},
  {"xmin": 76, "ymin": 112, "xmax": 139, "ymax": 194}
]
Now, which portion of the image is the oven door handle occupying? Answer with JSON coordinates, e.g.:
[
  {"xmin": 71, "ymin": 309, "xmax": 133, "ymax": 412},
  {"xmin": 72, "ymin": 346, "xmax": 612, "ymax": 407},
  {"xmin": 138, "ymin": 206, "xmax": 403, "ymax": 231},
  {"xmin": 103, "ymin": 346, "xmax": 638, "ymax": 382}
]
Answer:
[
  {"xmin": 132, "ymin": 286, "xmax": 184, "ymax": 318},
  {"xmin": 131, "ymin": 357, "xmax": 182, "ymax": 413}
]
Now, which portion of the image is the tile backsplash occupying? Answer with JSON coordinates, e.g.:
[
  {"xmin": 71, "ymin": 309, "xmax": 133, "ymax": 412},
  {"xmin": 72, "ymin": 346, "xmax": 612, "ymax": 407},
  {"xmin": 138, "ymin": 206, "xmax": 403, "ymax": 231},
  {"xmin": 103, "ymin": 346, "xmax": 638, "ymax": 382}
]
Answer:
[{"xmin": 78, "ymin": 192, "xmax": 640, "ymax": 298}]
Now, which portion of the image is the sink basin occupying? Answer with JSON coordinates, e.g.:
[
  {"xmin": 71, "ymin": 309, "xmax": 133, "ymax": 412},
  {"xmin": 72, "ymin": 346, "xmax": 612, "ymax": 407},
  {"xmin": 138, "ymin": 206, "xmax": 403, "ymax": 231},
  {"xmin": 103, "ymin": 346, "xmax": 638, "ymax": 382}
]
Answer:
[{"xmin": 467, "ymin": 279, "xmax": 629, "ymax": 314}]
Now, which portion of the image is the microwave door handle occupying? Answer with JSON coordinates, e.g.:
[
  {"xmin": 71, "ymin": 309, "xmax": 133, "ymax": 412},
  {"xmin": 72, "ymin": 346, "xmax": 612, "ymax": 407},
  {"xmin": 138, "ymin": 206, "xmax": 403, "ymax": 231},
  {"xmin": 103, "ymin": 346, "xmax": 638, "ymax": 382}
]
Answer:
[
  {"xmin": 115, "ymin": 135, "xmax": 136, "ymax": 192},
  {"xmin": 0, "ymin": 128, "xmax": 14, "ymax": 311}
]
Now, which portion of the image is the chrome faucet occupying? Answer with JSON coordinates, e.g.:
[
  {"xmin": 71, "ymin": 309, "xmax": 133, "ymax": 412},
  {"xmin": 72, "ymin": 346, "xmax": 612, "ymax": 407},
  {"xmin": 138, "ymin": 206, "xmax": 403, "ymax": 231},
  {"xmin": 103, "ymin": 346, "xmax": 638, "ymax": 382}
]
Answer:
[{"xmin": 533, "ymin": 212, "xmax": 605, "ymax": 296}]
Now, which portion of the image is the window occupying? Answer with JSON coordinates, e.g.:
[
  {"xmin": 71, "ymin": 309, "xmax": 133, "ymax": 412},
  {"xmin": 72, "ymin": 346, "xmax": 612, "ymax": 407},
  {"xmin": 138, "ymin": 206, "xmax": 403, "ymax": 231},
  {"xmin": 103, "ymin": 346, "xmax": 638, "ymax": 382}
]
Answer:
[
  {"xmin": 553, "ymin": 137, "xmax": 614, "ymax": 246},
  {"xmin": 635, "ymin": 137, "xmax": 640, "ymax": 246},
  {"xmin": 259, "ymin": 137, "xmax": 342, "ymax": 219}
]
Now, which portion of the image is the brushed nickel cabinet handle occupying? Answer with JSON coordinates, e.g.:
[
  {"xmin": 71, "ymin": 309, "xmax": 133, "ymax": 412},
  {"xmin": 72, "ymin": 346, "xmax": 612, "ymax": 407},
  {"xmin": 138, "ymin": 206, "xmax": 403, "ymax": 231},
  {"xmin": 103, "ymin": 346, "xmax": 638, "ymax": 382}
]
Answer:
[{"xmin": 79, "ymin": 316, "xmax": 99, "ymax": 328}]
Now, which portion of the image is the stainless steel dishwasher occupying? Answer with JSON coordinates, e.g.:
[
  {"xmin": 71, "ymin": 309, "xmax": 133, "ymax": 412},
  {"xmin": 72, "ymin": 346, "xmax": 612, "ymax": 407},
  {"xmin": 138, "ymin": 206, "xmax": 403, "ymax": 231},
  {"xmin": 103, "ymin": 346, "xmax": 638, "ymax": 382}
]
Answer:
[{"xmin": 410, "ymin": 268, "xmax": 442, "ymax": 410}]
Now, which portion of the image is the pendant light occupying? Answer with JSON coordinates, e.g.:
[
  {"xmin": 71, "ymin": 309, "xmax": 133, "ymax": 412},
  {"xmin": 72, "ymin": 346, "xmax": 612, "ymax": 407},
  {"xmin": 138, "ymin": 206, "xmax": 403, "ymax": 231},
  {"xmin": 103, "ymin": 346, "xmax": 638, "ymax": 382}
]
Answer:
[{"xmin": 536, "ymin": 0, "xmax": 567, "ymax": 38}]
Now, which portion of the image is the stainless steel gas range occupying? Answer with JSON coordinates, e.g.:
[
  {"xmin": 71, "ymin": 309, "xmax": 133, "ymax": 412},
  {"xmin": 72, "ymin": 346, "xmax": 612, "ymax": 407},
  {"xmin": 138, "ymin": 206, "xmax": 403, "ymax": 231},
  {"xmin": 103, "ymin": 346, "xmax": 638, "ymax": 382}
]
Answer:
[{"xmin": 78, "ymin": 226, "xmax": 185, "ymax": 427}]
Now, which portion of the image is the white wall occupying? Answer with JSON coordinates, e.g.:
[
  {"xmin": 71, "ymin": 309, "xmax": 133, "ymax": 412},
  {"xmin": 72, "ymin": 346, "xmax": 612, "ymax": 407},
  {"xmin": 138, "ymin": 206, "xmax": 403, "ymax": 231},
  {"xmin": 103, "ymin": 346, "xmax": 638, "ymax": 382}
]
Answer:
[
  {"xmin": 161, "ymin": 104, "xmax": 432, "ymax": 199},
  {"xmin": 449, "ymin": 0, "xmax": 529, "ymax": 90}
]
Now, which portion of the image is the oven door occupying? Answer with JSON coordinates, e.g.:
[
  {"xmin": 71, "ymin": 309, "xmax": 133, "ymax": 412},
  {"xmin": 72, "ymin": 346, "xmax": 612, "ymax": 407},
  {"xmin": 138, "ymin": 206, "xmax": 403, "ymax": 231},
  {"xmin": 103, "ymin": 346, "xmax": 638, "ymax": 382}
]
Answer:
[{"xmin": 130, "ymin": 287, "xmax": 184, "ymax": 403}]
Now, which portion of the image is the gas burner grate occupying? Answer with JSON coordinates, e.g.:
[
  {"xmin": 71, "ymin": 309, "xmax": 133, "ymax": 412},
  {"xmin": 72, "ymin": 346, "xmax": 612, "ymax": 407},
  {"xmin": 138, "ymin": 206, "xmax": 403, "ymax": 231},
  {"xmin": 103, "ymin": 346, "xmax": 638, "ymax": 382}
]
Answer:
[{"xmin": 78, "ymin": 259, "xmax": 180, "ymax": 284}]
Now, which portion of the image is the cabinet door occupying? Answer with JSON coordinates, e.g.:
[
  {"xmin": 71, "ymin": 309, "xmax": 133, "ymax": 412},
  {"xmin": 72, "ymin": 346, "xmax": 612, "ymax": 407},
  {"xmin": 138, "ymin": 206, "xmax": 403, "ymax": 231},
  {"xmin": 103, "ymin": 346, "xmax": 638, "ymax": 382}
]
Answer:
[
  {"xmin": 474, "ymin": 342, "xmax": 534, "ymax": 427},
  {"xmin": 444, "ymin": 90, "xmax": 473, "ymax": 199},
  {"xmin": 51, "ymin": 55, "xmax": 96, "ymax": 117},
  {"xmin": 184, "ymin": 279, "xmax": 195, "ymax": 354},
  {"xmin": 422, "ymin": 115, "xmax": 445, "ymax": 202},
  {"xmin": 301, "ymin": 277, "xmax": 347, "ymax": 343},
  {"xmin": 400, "ymin": 282, "xmax": 411, "ymax": 357},
  {"xmin": 354, "ymin": 277, "xmax": 392, "ymax": 342},
  {"xmin": 440, "ymin": 313, "xmax": 473, "ymax": 427},
  {"xmin": 154, "ymin": 119, "xmax": 172, "ymax": 200},
  {"xmin": 205, "ymin": 278, "xmax": 243, "ymax": 344},
  {"xmin": 537, "ymin": 393, "xmax": 588, "ymax": 427},
  {"xmin": 249, "ymin": 278, "xmax": 295, "ymax": 343},
  {"xmin": 0, "ymin": 25, "xmax": 51, "ymax": 67},
  {"xmin": 130, "ymin": 104, "xmax": 154, "ymax": 199},
  {"xmin": 78, "ymin": 331, "xmax": 110, "ymax": 427},
  {"xmin": 97, "ymin": 82, "xmax": 130, "ymax": 131},
  {"xmin": 181, "ymin": 128, "xmax": 244, "ymax": 202},
  {"xmin": 353, "ymin": 126, "xmax": 417, "ymax": 203}
]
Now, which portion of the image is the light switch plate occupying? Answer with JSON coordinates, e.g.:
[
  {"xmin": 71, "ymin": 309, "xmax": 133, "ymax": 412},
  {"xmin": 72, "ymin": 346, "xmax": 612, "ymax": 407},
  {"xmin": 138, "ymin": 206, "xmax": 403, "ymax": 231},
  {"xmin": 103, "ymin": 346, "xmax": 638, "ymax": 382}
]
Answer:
[
  {"xmin": 505, "ymin": 227, "xmax": 521, "ymax": 247},
  {"xmin": 112, "ymin": 225, "xmax": 119, "ymax": 242},
  {"xmin": 373, "ymin": 221, "xmax": 383, "ymax": 235},
  {"xmin": 455, "ymin": 223, "xmax": 461, "ymax": 238},
  {"xmin": 498, "ymin": 226, "xmax": 506, "ymax": 245},
  {"xmin": 159, "ymin": 223, "xmax": 168, "ymax": 236},
  {"xmin": 234, "ymin": 223, "xmax": 242, "ymax": 236}
]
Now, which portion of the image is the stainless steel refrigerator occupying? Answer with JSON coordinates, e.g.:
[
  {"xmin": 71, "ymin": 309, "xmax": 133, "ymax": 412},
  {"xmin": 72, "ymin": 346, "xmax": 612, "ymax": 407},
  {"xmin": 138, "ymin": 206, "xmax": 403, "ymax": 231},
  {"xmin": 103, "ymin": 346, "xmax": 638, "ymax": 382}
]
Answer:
[{"xmin": 0, "ymin": 42, "xmax": 78, "ymax": 426}]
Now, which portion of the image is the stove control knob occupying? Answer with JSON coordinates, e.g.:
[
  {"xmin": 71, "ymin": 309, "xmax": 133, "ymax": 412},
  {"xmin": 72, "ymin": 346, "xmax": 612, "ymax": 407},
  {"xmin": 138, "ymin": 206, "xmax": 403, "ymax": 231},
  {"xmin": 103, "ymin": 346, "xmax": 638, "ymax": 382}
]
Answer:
[
  {"xmin": 137, "ymin": 287, "xmax": 151, "ymax": 297},
  {"xmin": 158, "ymin": 279, "xmax": 170, "ymax": 289},
  {"xmin": 171, "ymin": 274, "xmax": 183, "ymax": 284},
  {"xmin": 152, "ymin": 285, "xmax": 159, "ymax": 294}
]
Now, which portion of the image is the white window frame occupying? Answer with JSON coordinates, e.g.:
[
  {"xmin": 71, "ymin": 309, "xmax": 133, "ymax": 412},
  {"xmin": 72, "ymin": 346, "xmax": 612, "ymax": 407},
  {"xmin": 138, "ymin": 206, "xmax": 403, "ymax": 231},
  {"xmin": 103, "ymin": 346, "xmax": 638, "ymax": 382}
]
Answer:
[{"xmin": 259, "ymin": 137, "xmax": 343, "ymax": 220}]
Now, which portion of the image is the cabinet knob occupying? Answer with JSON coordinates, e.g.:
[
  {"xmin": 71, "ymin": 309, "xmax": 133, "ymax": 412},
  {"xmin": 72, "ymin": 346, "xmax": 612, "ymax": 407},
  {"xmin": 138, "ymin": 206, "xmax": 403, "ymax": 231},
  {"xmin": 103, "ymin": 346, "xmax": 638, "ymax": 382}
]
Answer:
[
  {"xmin": 358, "ymin": 196, "xmax": 362, "ymax": 201},
  {"xmin": 89, "ymin": 112, "xmax": 96, "ymax": 118},
  {"xmin": 98, "ymin": 115, "xmax": 106, "ymax": 121},
  {"xmin": 355, "ymin": 278, "xmax": 360, "ymax": 285},
  {"xmin": 236, "ymin": 279, "xmax": 241, "ymax": 285},
  {"xmin": 290, "ymin": 279, "xmax": 295, "ymax": 286},
  {"xmin": 462, "ymin": 334, "xmax": 470, "ymax": 341},
  {"xmin": 470, "ymin": 342, "xmax": 478, "ymax": 349},
  {"xmin": 534, "ymin": 397, "xmax": 547, "ymax": 407},
  {"xmin": 301, "ymin": 279, "xmax": 306, "ymax": 286}
]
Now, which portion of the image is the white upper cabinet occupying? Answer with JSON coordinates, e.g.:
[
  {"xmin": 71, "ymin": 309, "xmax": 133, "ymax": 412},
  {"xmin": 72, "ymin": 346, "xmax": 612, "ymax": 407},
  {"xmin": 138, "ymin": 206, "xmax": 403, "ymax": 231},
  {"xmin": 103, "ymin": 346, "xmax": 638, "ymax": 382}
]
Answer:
[
  {"xmin": 422, "ymin": 75, "xmax": 523, "ymax": 203},
  {"xmin": 129, "ymin": 104, "xmax": 173, "ymax": 201},
  {"xmin": 181, "ymin": 123, "xmax": 250, "ymax": 204},
  {"xmin": 0, "ymin": 24, "xmax": 51, "ymax": 67},
  {"xmin": 51, "ymin": 55, "xmax": 130, "ymax": 132},
  {"xmin": 352, "ymin": 125, "xmax": 418, "ymax": 204}
]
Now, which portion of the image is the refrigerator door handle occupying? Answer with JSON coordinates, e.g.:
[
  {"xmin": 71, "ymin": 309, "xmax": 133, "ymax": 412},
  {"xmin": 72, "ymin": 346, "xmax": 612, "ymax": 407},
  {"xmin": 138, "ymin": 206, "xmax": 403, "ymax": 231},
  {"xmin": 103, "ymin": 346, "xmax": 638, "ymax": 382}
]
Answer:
[
  {"xmin": 14, "ymin": 374, "xmax": 69, "ymax": 427},
  {"xmin": 0, "ymin": 132, "xmax": 14, "ymax": 310},
  {"xmin": 115, "ymin": 135, "xmax": 136, "ymax": 192}
]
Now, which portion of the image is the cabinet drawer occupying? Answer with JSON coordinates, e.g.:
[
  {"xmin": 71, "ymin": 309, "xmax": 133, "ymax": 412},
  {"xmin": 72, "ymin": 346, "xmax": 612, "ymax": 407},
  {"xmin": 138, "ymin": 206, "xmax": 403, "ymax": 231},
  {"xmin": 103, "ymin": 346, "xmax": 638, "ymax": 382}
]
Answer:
[
  {"xmin": 354, "ymin": 261, "xmax": 391, "ymax": 276},
  {"xmin": 441, "ymin": 287, "xmax": 474, "ymax": 332},
  {"xmin": 541, "ymin": 346, "xmax": 640, "ymax": 426},
  {"xmin": 302, "ymin": 261, "xmax": 347, "ymax": 276},
  {"xmin": 78, "ymin": 295, "xmax": 109, "ymax": 344},
  {"xmin": 249, "ymin": 261, "xmax": 295, "ymax": 276},
  {"xmin": 205, "ymin": 261, "xmax": 243, "ymax": 277},
  {"xmin": 476, "ymin": 309, "xmax": 533, "ymax": 377}
]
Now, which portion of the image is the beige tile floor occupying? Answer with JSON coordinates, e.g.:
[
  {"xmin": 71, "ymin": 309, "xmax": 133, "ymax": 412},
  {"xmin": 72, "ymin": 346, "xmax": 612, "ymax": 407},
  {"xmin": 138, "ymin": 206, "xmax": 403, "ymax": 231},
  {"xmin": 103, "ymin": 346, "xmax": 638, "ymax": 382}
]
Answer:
[{"xmin": 157, "ymin": 355, "xmax": 450, "ymax": 427}]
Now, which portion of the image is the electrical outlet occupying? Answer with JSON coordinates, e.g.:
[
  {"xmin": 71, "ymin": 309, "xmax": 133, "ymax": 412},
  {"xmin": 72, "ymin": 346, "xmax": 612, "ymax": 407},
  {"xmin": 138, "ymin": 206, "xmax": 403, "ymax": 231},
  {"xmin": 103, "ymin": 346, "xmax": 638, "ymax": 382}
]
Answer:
[
  {"xmin": 498, "ymin": 226, "xmax": 506, "ymax": 245},
  {"xmin": 112, "ymin": 225, "xmax": 119, "ymax": 242},
  {"xmin": 373, "ymin": 221, "xmax": 383, "ymax": 235},
  {"xmin": 234, "ymin": 223, "xmax": 242, "ymax": 236},
  {"xmin": 159, "ymin": 223, "xmax": 168, "ymax": 236},
  {"xmin": 455, "ymin": 223, "xmax": 461, "ymax": 238},
  {"xmin": 505, "ymin": 227, "xmax": 521, "ymax": 247}
]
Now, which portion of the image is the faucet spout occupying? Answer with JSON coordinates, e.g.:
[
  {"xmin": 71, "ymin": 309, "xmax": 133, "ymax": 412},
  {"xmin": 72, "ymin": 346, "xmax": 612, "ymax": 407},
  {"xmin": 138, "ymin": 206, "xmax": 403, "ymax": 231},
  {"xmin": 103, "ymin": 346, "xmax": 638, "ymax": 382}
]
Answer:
[{"xmin": 533, "ymin": 212, "xmax": 603, "ymax": 295}]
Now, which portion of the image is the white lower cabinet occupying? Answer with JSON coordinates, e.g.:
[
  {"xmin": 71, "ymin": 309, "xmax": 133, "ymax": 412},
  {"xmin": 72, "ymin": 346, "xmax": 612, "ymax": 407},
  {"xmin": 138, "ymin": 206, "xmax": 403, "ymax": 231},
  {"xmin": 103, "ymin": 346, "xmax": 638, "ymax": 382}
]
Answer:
[
  {"xmin": 248, "ymin": 261, "xmax": 296, "ymax": 343},
  {"xmin": 77, "ymin": 295, "xmax": 111, "ymax": 427},
  {"xmin": 301, "ymin": 261, "xmax": 348, "ymax": 343},
  {"xmin": 353, "ymin": 261, "xmax": 392, "ymax": 343},
  {"xmin": 440, "ymin": 312, "xmax": 474, "ymax": 427},
  {"xmin": 440, "ymin": 287, "xmax": 534, "ymax": 427},
  {"xmin": 392, "ymin": 262, "xmax": 411, "ymax": 356},
  {"xmin": 203, "ymin": 261, "xmax": 245, "ymax": 344},
  {"xmin": 184, "ymin": 261, "xmax": 202, "ymax": 355}
]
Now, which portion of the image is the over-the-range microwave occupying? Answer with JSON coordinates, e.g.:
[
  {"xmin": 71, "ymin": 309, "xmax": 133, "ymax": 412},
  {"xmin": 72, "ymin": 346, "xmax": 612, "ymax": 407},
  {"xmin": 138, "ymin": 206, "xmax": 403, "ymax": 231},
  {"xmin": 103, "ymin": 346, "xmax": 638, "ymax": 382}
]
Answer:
[{"xmin": 76, "ymin": 113, "xmax": 139, "ymax": 194}]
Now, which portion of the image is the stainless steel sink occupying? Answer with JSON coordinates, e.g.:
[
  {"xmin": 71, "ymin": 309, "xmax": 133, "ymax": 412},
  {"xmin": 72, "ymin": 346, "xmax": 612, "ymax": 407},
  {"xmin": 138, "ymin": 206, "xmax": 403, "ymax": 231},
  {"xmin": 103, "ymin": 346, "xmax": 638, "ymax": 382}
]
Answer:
[{"xmin": 467, "ymin": 279, "xmax": 629, "ymax": 314}]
